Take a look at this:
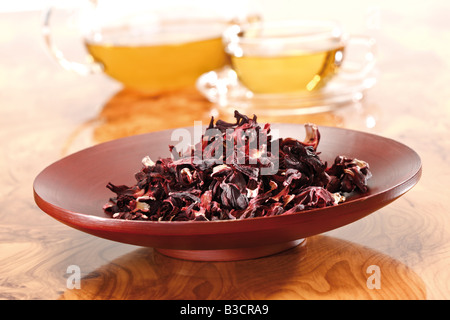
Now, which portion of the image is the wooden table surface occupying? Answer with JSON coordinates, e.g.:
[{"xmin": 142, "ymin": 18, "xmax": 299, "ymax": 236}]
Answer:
[{"xmin": 1, "ymin": 2, "xmax": 450, "ymax": 300}]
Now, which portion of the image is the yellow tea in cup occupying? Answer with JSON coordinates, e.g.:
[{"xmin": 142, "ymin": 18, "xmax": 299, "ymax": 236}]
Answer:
[
  {"xmin": 85, "ymin": 22, "xmax": 229, "ymax": 91},
  {"xmin": 42, "ymin": 1, "xmax": 263, "ymax": 92},
  {"xmin": 230, "ymin": 46, "xmax": 344, "ymax": 93},
  {"xmin": 224, "ymin": 21, "xmax": 347, "ymax": 94}
]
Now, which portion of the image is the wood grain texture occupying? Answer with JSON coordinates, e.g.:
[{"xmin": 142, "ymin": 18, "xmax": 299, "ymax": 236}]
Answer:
[{"xmin": 60, "ymin": 235, "xmax": 425, "ymax": 300}]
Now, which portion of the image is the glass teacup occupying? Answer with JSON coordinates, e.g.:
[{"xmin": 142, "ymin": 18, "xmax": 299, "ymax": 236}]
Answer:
[
  {"xmin": 226, "ymin": 20, "xmax": 349, "ymax": 93},
  {"xmin": 196, "ymin": 19, "xmax": 376, "ymax": 114},
  {"xmin": 42, "ymin": 0, "xmax": 260, "ymax": 93}
]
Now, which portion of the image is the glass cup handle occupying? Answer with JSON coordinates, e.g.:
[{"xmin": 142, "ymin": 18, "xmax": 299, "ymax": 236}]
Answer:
[
  {"xmin": 41, "ymin": 6, "xmax": 103, "ymax": 76},
  {"xmin": 339, "ymin": 35, "xmax": 377, "ymax": 81}
]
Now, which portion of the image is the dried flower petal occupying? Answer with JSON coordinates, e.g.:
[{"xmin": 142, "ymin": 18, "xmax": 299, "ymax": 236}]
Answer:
[{"xmin": 104, "ymin": 111, "xmax": 372, "ymax": 221}]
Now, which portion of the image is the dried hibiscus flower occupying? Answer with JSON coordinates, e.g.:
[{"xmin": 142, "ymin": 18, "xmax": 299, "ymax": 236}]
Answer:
[{"xmin": 103, "ymin": 110, "xmax": 372, "ymax": 221}]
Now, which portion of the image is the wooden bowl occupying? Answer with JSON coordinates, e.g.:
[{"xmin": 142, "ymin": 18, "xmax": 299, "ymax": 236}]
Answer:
[{"xmin": 33, "ymin": 124, "xmax": 422, "ymax": 261}]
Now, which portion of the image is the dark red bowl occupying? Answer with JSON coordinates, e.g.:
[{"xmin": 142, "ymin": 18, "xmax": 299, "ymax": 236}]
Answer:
[{"xmin": 33, "ymin": 124, "xmax": 422, "ymax": 261}]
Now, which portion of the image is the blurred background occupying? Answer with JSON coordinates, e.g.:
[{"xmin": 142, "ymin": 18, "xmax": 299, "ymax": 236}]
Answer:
[
  {"xmin": 2, "ymin": 0, "xmax": 449, "ymax": 148},
  {"xmin": 0, "ymin": 0, "xmax": 447, "ymax": 163}
]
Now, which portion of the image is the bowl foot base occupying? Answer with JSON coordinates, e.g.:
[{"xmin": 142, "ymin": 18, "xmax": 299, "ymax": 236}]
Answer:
[{"xmin": 155, "ymin": 238, "xmax": 306, "ymax": 261}]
